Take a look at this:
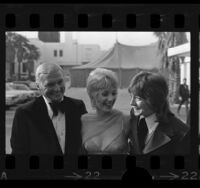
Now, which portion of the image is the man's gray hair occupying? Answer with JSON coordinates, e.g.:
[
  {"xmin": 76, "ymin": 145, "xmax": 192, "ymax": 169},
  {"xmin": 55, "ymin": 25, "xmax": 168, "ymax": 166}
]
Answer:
[{"xmin": 35, "ymin": 63, "xmax": 64, "ymax": 83}]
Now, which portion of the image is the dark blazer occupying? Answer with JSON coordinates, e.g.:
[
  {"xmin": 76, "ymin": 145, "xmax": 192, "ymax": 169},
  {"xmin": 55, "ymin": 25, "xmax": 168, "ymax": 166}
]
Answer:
[
  {"xmin": 10, "ymin": 96, "xmax": 87, "ymax": 155},
  {"xmin": 129, "ymin": 113, "xmax": 190, "ymax": 155}
]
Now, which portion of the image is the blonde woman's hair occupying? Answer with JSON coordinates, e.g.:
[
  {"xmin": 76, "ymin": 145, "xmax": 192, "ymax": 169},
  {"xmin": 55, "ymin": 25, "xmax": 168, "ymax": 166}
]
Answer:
[{"xmin": 86, "ymin": 68, "xmax": 119, "ymax": 103}]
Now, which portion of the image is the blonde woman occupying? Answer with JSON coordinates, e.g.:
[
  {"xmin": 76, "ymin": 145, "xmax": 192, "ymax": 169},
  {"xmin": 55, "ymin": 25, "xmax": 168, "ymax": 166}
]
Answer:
[{"xmin": 81, "ymin": 68, "xmax": 130, "ymax": 154}]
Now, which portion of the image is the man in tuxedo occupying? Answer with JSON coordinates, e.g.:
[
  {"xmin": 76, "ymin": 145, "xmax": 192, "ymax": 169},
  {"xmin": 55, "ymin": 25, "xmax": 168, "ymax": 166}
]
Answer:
[
  {"xmin": 177, "ymin": 78, "xmax": 190, "ymax": 116},
  {"xmin": 128, "ymin": 71, "xmax": 190, "ymax": 155},
  {"xmin": 10, "ymin": 63, "xmax": 87, "ymax": 155}
]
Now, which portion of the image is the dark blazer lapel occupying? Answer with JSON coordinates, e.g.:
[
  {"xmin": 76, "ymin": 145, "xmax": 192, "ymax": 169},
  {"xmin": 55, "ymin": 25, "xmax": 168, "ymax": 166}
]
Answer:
[
  {"xmin": 33, "ymin": 96, "xmax": 63, "ymax": 155},
  {"xmin": 63, "ymin": 96, "xmax": 83, "ymax": 155},
  {"xmin": 143, "ymin": 124, "xmax": 171, "ymax": 154},
  {"xmin": 63, "ymin": 97, "xmax": 75, "ymax": 155},
  {"xmin": 130, "ymin": 116, "xmax": 141, "ymax": 154}
]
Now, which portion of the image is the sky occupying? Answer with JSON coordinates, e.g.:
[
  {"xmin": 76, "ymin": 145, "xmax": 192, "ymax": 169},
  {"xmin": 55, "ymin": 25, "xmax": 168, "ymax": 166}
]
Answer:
[{"xmin": 14, "ymin": 31, "xmax": 190, "ymax": 51}]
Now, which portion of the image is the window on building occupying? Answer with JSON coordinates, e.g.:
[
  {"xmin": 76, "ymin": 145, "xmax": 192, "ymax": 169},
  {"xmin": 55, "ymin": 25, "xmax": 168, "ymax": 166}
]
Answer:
[
  {"xmin": 10, "ymin": 63, "xmax": 14, "ymax": 75},
  {"xmin": 22, "ymin": 63, "xmax": 27, "ymax": 73},
  {"xmin": 54, "ymin": 50, "xmax": 57, "ymax": 57},
  {"xmin": 59, "ymin": 50, "xmax": 63, "ymax": 57}
]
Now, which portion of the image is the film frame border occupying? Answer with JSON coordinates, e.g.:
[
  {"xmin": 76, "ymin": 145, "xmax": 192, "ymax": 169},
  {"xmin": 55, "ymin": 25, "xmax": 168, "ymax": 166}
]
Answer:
[{"xmin": 0, "ymin": 4, "xmax": 199, "ymax": 180}]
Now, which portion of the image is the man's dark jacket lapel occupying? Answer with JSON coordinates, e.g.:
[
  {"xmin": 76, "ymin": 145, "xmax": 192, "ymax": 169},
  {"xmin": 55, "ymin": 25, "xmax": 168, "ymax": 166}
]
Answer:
[
  {"xmin": 32, "ymin": 96, "xmax": 63, "ymax": 155},
  {"xmin": 63, "ymin": 96, "xmax": 82, "ymax": 155},
  {"xmin": 129, "ymin": 115, "xmax": 174, "ymax": 155},
  {"xmin": 129, "ymin": 116, "xmax": 141, "ymax": 154},
  {"xmin": 33, "ymin": 96, "xmax": 84, "ymax": 155},
  {"xmin": 143, "ymin": 125, "xmax": 171, "ymax": 154}
]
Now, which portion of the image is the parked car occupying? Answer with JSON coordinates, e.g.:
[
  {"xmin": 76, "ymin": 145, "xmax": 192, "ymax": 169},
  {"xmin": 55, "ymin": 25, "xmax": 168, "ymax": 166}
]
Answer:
[
  {"xmin": 12, "ymin": 80, "xmax": 38, "ymax": 90},
  {"xmin": 6, "ymin": 83, "xmax": 40, "ymax": 108},
  {"xmin": 16, "ymin": 81, "xmax": 41, "ymax": 96},
  {"xmin": 6, "ymin": 84, "xmax": 21, "ymax": 107},
  {"xmin": 10, "ymin": 82, "xmax": 40, "ymax": 96}
]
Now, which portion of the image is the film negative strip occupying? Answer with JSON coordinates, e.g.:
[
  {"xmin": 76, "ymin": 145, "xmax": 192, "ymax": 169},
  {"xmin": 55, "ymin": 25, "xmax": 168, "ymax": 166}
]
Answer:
[{"xmin": 0, "ymin": 4, "xmax": 200, "ymax": 181}]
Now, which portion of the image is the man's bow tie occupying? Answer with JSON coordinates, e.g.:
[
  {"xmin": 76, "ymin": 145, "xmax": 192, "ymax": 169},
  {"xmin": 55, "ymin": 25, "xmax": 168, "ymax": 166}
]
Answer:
[{"xmin": 49, "ymin": 100, "xmax": 65, "ymax": 116}]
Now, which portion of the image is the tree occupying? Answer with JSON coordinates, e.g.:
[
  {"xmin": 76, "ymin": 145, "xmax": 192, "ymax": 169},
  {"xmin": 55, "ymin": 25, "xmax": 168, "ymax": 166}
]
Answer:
[
  {"xmin": 153, "ymin": 32, "xmax": 188, "ymax": 103},
  {"xmin": 23, "ymin": 43, "xmax": 40, "ymax": 80},
  {"xmin": 6, "ymin": 32, "xmax": 40, "ymax": 81}
]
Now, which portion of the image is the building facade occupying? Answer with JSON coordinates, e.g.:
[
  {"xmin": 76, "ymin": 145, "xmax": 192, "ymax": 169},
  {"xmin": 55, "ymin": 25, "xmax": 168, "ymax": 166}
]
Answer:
[{"xmin": 7, "ymin": 32, "xmax": 104, "ymax": 81}]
